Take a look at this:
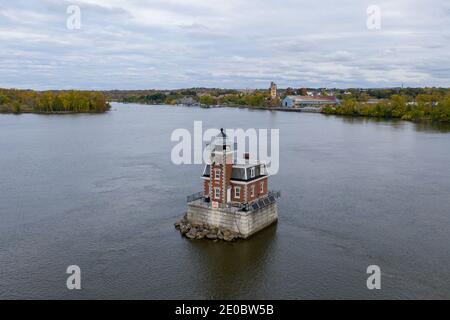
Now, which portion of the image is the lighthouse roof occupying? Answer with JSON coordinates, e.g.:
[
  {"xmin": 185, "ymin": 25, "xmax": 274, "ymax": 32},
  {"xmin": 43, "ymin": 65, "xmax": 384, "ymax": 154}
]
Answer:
[
  {"xmin": 202, "ymin": 162, "xmax": 268, "ymax": 182},
  {"xmin": 217, "ymin": 128, "xmax": 227, "ymax": 138},
  {"xmin": 209, "ymin": 128, "xmax": 233, "ymax": 151}
]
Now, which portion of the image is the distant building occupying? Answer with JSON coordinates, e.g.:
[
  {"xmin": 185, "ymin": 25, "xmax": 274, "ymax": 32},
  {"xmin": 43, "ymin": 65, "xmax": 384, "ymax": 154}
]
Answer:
[
  {"xmin": 177, "ymin": 97, "xmax": 195, "ymax": 105},
  {"xmin": 282, "ymin": 95, "xmax": 339, "ymax": 108},
  {"xmin": 366, "ymin": 99, "xmax": 381, "ymax": 104},
  {"xmin": 239, "ymin": 88, "xmax": 256, "ymax": 94},
  {"xmin": 270, "ymin": 82, "xmax": 277, "ymax": 99}
]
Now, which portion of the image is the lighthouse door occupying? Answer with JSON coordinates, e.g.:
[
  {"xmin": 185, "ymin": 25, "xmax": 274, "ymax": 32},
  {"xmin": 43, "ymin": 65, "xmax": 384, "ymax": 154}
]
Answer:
[{"xmin": 227, "ymin": 187, "xmax": 231, "ymax": 203}]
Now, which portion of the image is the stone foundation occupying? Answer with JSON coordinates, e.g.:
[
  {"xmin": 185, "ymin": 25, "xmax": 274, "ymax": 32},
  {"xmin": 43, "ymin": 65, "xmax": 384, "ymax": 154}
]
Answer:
[
  {"xmin": 185, "ymin": 199, "xmax": 278, "ymax": 239},
  {"xmin": 175, "ymin": 217, "xmax": 242, "ymax": 241}
]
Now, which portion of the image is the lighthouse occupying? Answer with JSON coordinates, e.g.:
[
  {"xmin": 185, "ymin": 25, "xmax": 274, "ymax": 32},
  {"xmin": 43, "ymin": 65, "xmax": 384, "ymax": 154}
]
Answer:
[{"xmin": 178, "ymin": 128, "xmax": 280, "ymax": 241}]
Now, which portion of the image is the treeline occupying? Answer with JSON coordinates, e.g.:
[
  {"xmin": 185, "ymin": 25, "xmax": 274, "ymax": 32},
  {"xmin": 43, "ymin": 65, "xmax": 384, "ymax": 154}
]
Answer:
[
  {"xmin": 117, "ymin": 90, "xmax": 198, "ymax": 104},
  {"xmin": 201, "ymin": 92, "xmax": 281, "ymax": 108},
  {"xmin": 109, "ymin": 88, "xmax": 278, "ymax": 108},
  {"xmin": 0, "ymin": 89, "xmax": 110, "ymax": 114},
  {"xmin": 106, "ymin": 88, "xmax": 241, "ymax": 105},
  {"xmin": 340, "ymin": 87, "xmax": 449, "ymax": 100},
  {"xmin": 322, "ymin": 94, "xmax": 450, "ymax": 122},
  {"xmin": 285, "ymin": 87, "xmax": 449, "ymax": 101}
]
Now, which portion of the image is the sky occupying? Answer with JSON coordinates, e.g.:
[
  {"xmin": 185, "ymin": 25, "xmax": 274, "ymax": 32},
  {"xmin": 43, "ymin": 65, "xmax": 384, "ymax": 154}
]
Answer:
[{"xmin": 0, "ymin": 0, "xmax": 449, "ymax": 90}]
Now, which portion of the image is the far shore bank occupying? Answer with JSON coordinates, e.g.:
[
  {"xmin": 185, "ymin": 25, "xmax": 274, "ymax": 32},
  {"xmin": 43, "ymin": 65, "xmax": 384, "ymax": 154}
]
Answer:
[
  {"xmin": 112, "ymin": 101, "xmax": 450, "ymax": 124},
  {"xmin": 0, "ymin": 89, "xmax": 110, "ymax": 114}
]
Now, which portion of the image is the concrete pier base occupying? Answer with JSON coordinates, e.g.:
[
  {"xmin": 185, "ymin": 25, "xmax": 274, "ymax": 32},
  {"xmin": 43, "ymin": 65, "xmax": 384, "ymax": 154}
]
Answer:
[{"xmin": 186, "ymin": 199, "xmax": 278, "ymax": 239}]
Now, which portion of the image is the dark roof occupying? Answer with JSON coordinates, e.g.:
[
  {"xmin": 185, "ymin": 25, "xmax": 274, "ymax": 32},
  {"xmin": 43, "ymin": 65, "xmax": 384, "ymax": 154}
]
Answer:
[
  {"xmin": 202, "ymin": 164, "xmax": 267, "ymax": 182},
  {"xmin": 202, "ymin": 164, "xmax": 211, "ymax": 177},
  {"xmin": 217, "ymin": 128, "xmax": 227, "ymax": 138}
]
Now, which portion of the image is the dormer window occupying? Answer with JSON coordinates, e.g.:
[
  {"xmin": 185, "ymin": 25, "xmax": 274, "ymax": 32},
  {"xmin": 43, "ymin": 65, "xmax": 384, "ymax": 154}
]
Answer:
[
  {"xmin": 250, "ymin": 167, "xmax": 256, "ymax": 178},
  {"xmin": 260, "ymin": 165, "xmax": 266, "ymax": 175}
]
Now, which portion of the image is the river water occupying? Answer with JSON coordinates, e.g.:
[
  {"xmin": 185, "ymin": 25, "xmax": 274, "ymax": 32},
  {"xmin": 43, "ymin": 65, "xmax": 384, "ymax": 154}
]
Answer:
[{"xmin": 1, "ymin": 103, "xmax": 450, "ymax": 299}]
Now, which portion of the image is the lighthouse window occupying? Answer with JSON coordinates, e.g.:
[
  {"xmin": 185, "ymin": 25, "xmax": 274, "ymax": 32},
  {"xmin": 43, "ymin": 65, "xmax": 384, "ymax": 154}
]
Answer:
[
  {"xmin": 250, "ymin": 167, "xmax": 256, "ymax": 178},
  {"xmin": 214, "ymin": 169, "xmax": 221, "ymax": 180},
  {"xmin": 234, "ymin": 186, "xmax": 241, "ymax": 198},
  {"xmin": 214, "ymin": 187, "xmax": 220, "ymax": 199}
]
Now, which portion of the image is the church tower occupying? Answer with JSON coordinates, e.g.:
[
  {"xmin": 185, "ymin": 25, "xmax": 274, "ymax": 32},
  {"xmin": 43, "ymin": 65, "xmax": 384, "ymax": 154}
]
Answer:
[{"xmin": 270, "ymin": 82, "xmax": 277, "ymax": 99}]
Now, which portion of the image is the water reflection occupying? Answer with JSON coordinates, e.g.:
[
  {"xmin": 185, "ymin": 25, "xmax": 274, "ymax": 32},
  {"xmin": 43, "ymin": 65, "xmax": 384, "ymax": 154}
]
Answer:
[
  {"xmin": 2, "ymin": 103, "xmax": 450, "ymax": 299},
  {"xmin": 326, "ymin": 114, "xmax": 450, "ymax": 133},
  {"xmin": 186, "ymin": 223, "xmax": 278, "ymax": 299},
  {"xmin": 336, "ymin": 115, "xmax": 404, "ymax": 126},
  {"xmin": 413, "ymin": 121, "xmax": 450, "ymax": 133}
]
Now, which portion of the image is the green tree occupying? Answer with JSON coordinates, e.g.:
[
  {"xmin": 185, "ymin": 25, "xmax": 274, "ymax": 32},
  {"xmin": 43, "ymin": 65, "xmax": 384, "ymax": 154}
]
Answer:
[{"xmin": 199, "ymin": 95, "xmax": 216, "ymax": 106}]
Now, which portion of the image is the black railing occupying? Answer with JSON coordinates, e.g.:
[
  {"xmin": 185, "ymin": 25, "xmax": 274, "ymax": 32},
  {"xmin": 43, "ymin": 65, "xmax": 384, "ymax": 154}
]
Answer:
[
  {"xmin": 249, "ymin": 190, "xmax": 281, "ymax": 211},
  {"xmin": 187, "ymin": 192, "xmax": 203, "ymax": 203},
  {"xmin": 186, "ymin": 190, "xmax": 281, "ymax": 210},
  {"xmin": 268, "ymin": 190, "xmax": 281, "ymax": 199}
]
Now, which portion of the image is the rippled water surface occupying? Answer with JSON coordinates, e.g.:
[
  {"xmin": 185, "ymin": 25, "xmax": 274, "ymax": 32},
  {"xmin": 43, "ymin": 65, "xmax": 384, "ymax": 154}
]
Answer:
[{"xmin": 1, "ymin": 103, "xmax": 450, "ymax": 299}]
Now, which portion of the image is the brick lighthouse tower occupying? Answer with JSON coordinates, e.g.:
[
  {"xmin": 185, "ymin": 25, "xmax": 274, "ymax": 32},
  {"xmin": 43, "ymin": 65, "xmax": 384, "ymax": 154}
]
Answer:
[
  {"xmin": 178, "ymin": 127, "xmax": 280, "ymax": 240},
  {"xmin": 207, "ymin": 128, "xmax": 234, "ymax": 208}
]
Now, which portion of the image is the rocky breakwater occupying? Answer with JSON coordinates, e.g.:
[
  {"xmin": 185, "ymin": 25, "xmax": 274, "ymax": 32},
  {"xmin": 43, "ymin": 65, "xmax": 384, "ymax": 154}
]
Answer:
[{"xmin": 174, "ymin": 216, "xmax": 242, "ymax": 242}]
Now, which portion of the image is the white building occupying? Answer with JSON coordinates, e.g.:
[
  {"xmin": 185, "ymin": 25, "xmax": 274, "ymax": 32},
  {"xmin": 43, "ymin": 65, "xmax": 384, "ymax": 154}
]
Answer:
[{"xmin": 282, "ymin": 95, "xmax": 339, "ymax": 108}]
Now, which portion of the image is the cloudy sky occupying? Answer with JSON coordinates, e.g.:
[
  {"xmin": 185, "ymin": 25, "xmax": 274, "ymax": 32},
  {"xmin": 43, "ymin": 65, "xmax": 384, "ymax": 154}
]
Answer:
[{"xmin": 0, "ymin": 0, "xmax": 449, "ymax": 90}]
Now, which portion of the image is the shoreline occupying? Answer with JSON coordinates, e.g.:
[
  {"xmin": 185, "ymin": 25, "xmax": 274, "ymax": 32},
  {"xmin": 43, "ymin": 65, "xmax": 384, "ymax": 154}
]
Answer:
[
  {"xmin": 0, "ymin": 110, "xmax": 110, "ymax": 115},
  {"xmin": 112, "ymin": 101, "xmax": 450, "ymax": 124}
]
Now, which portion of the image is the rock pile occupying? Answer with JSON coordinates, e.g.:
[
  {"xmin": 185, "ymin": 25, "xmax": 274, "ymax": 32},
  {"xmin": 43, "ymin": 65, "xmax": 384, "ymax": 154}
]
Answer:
[{"xmin": 174, "ymin": 216, "xmax": 242, "ymax": 242}]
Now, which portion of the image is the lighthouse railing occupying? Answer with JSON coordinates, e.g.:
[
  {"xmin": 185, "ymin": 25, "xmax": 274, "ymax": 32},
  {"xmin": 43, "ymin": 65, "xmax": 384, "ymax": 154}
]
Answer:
[
  {"xmin": 187, "ymin": 191, "xmax": 204, "ymax": 203},
  {"xmin": 248, "ymin": 190, "xmax": 281, "ymax": 212}
]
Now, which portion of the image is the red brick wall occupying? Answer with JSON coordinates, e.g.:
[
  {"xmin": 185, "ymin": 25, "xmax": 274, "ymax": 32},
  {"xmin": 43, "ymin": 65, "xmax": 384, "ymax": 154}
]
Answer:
[
  {"xmin": 203, "ymin": 180, "xmax": 209, "ymax": 197},
  {"xmin": 246, "ymin": 178, "xmax": 268, "ymax": 203},
  {"xmin": 230, "ymin": 177, "xmax": 268, "ymax": 204},
  {"xmin": 211, "ymin": 164, "xmax": 222, "ymax": 202},
  {"xmin": 231, "ymin": 184, "xmax": 244, "ymax": 202}
]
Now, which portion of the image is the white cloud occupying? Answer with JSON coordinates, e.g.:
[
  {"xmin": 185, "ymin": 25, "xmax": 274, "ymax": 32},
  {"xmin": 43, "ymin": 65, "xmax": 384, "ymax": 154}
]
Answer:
[{"xmin": 0, "ymin": 0, "xmax": 448, "ymax": 89}]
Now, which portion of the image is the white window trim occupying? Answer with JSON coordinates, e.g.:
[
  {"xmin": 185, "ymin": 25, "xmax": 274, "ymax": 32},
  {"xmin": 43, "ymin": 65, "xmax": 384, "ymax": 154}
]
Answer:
[
  {"xmin": 214, "ymin": 169, "xmax": 221, "ymax": 180},
  {"xmin": 260, "ymin": 164, "xmax": 266, "ymax": 175},
  {"xmin": 214, "ymin": 187, "xmax": 220, "ymax": 199},
  {"xmin": 250, "ymin": 185, "xmax": 255, "ymax": 197},
  {"xmin": 250, "ymin": 167, "xmax": 256, "ymax": 178},
  {"xmin": 234, "ymin": 186, "xmax": 241, "ymax": 198},
  {"xmin": 260, "ymin": 182, "xmax": 264, "ymax": 193}
]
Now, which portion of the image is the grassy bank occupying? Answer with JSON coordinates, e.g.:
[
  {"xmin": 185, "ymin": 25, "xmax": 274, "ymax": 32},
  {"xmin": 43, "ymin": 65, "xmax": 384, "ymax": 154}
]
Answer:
[
  {"xmin": 322, "ymin": 94, "xmax": 450, "ymax": 123},
  {"xmin": 0, "ymin": 89, "xmax": 110, "ymax": 114}
]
